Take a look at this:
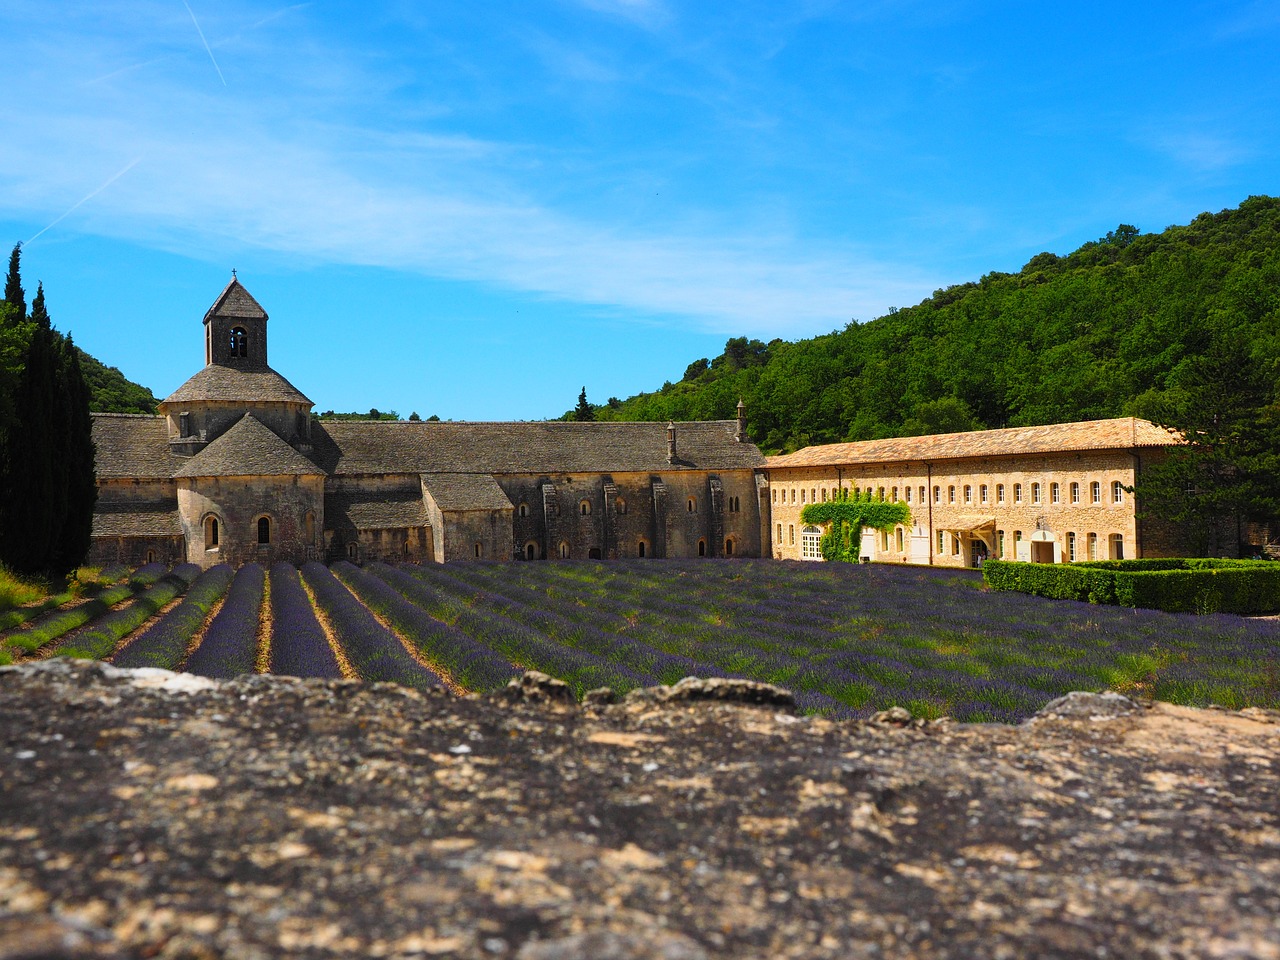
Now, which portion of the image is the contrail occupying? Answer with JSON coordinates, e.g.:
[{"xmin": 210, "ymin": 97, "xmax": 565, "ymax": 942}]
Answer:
[
  {"xmin": 26, "ymin": 158, "xmax": 143, "ymax": 246},
  {"xmin": 182, "ymin": 0, "xmax": 227, "ymax": 87}
]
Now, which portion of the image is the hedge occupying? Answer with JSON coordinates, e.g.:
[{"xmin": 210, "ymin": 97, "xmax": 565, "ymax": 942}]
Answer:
[{"xmin": 982, "ymin": 558, "xmax": 1280, "ymax": 615}]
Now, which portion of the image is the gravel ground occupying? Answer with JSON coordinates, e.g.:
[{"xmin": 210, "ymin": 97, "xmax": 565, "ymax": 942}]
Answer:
[{"xmin": 1, "ymin": 659, "xmax": 1278, "ymax": 960}]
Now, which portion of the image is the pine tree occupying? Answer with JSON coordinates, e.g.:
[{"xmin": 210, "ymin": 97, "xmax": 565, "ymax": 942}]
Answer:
[{"xmin": 573, "ymin": 387, "xmax": 595, "ymax": 422}]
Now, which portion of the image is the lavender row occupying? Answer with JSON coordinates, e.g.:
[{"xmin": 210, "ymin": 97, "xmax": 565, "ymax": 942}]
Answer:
[
  {"xmin": 113, "ymin": 565, "xmax": 235, "ymax": 670},
  {"xmin": 371, "ymin": 563, "xmax": 654, "ymax": 698},
  {"xmin": 185, "ymin": 564, "xmax": 265, "ymax": 678},
  {"xmin": 334, "ymin": 562, "xmax": 516, "ymax": 691},
  {"xmin": 268, "ymin": 563, "xmax": 342, "ymax": 680},
  {"xmin": 396, "ymin": 563, "xmax": 728, "ymax": 686},
  {"xmin": 300, "ymin": 562, "xmax": 443, "ymax": 691},
  {"xmin": 54, "ymin": 565, "xmax": 203, "ymax": 661}
]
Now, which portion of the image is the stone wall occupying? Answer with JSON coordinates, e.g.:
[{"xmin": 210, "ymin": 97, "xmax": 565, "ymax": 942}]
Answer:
[
  {"xmin": 178, "ymin": 474, "xmax": 325, "ymax": 568},
  {"xmin": 164, "ymin": 400, "xmax": 311, "ymax": 457}
]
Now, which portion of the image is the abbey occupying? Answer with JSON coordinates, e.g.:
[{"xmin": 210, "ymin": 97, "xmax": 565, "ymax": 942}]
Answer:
[{"xmin": 89, "ymin": 279, "xmax": 769, "ymax": 568}]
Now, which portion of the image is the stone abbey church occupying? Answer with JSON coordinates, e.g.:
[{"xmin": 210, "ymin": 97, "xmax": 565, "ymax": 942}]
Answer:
[{"xmin": 90, "ymin": 279, "xmax": 770, "ymax": 569}]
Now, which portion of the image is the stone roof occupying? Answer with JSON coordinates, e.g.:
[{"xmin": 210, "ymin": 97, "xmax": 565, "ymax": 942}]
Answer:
[
  {"xmin": 422, "ymin": 473, "xmax": 514, "ymax": 512},
  {"xmin": 766, "ymin": 417, "xmax": 1178, "ymax": 470},
  {"xmin": 324, "ymin": 489, "xmax": 429, "ymax": 532},
  {"xmin": 173, "ymin": 415, "xmax": 324, "ymax": 479},
  {"xmin": 91, "ymin": 502, "xmax": 183, "ymax": 538},
  {"xmin": 310, "ymin": 420, "xmax": 766, "ymax": 476},
  {"xmin": 91, "ymin": 414, "xmax": 185, "ymax": 480},
  {"xmin": 160, "ymin": 364, "xmax": 312, "ymax": 407},
  {"xmin": 204, "ymin": 277, "xmax": 268, "ymax": 321}
]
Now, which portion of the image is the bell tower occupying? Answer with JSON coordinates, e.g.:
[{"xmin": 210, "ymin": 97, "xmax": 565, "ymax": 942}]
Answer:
[{"xmin": 203, "ymin": 272, "xmax": 269, "ymax": 369}]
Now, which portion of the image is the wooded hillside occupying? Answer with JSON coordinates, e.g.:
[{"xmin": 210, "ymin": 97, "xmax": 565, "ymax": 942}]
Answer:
[{"xmin": 583, "ymin": 196, "xmax": 1280, "ymax": 454}]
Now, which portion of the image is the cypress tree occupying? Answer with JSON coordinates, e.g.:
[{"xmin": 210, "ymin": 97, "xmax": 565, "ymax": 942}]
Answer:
[
  {"xmin": 573, "ymin": 387, "xmax": 595, "ymax": 422},
  {"xmin": 1, "ymin": 321, "xmax": 60, "ymax": 576},
  {"xmin": 3, "ymin": 243, "xmax": 24, "ymax": 318},
  {"xmin": 55, "ymin": 334, "xmax": 97, "ymax": 574}
]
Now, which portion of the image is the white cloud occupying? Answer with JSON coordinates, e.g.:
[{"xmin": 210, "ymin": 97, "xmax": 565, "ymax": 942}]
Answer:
[{"xmin": 0, "ymin": 0, "xmax": 937, "ymax": 336}]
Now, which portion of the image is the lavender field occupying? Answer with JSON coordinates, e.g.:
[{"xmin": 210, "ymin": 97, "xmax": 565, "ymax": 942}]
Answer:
[{"xmin": 4, "ymin": 559, "xmax": 1279, "ymax": 722}]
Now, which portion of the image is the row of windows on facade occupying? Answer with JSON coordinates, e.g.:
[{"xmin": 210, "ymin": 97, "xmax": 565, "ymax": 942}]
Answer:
[
  {"xmin": 203, "ymin": 512, "xmax": 313, "ymax": 549},
  {"xmin": 511, "ymin": 538, "xmax": 737, "ymax": 560},
  {"xmin": 518, "ymin": 495, "xmax": 743, "ymax": 518},
  {"xmin": 774, "ymin": 480, "xmax": 1125, "ymax": 508},
  {"xmin": 781, "ymin": 523, "xmax": 1126, "ymax": 561}
]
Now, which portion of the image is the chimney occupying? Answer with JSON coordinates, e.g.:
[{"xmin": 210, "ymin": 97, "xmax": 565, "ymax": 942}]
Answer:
[
  {"xmin": 666, "ymin": 421, "xmax": 676, "ymax": 463},
  {"xmin": 735, "ymin": 398, "xmax": 747, "ymax": 443}
]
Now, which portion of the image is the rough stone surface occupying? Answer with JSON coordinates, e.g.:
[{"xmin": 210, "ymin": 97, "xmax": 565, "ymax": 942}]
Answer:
[{"xmin": 2, "ymin": 659, "xmax": 1279, "ymax": 960}]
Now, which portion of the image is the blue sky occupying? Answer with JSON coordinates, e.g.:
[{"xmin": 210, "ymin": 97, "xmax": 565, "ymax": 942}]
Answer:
[{"xmin": 2, "ymin": 1, "xmax": 1277, "ymax": 420}]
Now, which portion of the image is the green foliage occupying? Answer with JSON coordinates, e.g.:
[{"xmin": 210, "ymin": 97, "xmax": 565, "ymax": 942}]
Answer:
[
  {"xmin": 983, "ymin": 557, "xmax": 1280, "ymax": 614},
  {"xmin": 573, "ymin": 386, "xmax": 595, "ymax": 422},
  {"xmin": 800, "ymin": 490, "xmax": 912, "ymax": 563},
  {"xmin": 316, "ymin": 409, "xmax": 401, "ymax": 421},
  {"xmin": 78, "ymin": 349, "xmax": 158, "ymax": 413},
  {"xmin": 588, "ymin": 197, "xmax": 1280, "ymax": 459}
]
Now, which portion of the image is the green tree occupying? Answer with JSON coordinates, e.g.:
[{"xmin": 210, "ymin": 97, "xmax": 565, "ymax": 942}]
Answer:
[
  {"xmin": 55, "ymin": 334, "xmax": 97, "ymax": 575},
  {"xmin": 573, "ymin": 387, "xmax": 595, "ymax": 422},
  {"xmin": 4, "ymin": 243, "xmax": 24, "ymax": 319}
]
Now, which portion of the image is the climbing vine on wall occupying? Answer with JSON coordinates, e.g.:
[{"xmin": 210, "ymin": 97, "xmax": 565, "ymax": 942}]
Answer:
[{"xmin": 800, "ymin": 491, "xmax": 912, "ymax": 563}]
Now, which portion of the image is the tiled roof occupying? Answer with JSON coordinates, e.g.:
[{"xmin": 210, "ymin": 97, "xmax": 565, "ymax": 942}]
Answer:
[
  {"xmin": 91, "ymin": 502, "xmax": 183, "ymax": 538},
  {"xmin": 310, "ymin": 420, "xmax": 766, "ymax": 476},
  {"xmin": 766, "ymin": 418, "xmax": 1178, "ymax": 470},
  {"xmin": 324, "ymin": 489, "xmax": 429, "ymax": 532},
  {"xmin": 160, "ymin": 364, "xmax": 312, "ymax": 406},
  {"xmin": 204, "ymin": 277, "xmax": 268, "ymax": 321},
  {"xmin": 173, "ymin": 415, "xmax": 324, "ymax": 479},
  {"xmin": 422, "ymin": 473, "xmax": 513, "ymax": 512},
  {"xmin": 91, "ymin": 414, "xmax": 185, "ymax": 480}
]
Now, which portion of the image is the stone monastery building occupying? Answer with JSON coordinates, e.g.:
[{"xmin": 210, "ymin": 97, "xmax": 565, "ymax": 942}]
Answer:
[
  {"xmin": 89, "ymin": 279, "xmax": 769, "ymax": 569},
  {"xmin": 89, "ymin": 279, "xmax": 1184, "ymax": 570}
]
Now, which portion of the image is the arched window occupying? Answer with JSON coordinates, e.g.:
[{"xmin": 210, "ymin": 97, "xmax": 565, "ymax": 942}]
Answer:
[
  {"xmin": 772, "ymin": 488, "xmax": 777, "ymax": 504},
  {"xmin": 1091, "ymin": 481, "xmax": 1102, "ymax": 504},
  {"xmin": 933, "ymin": 486, "xmax": 941, "ymax": 504},
  {"xmin": 558, "ymin": 541, "xmax": 570, "ymax": 559},
  {"xmin": 821, "ymin": 488, "xmax": 828, "ymax": 503},
  {"xmin": 146, "ymin": 549, "xmax": 156, "ymax": 564},
  {"xmin": 1051, "ymin": 483, "xmax": 1060, "ymax": 504},
  {"xmin": 948, "ymin": 485, "xmax": 955, "ymax": 503},
  {"xmin": 1112, "ymin": 481, "xmax": 1124, "ymax": 504},
  {"xmin": 687, "ymin": 497, "xmax": 697, "ymax": 513},
  {"xmin": 790, "ymin": 488, "xmax": 796, "ymax": 504},
  {"xmin": 518, "ymin": 502, "xmax": 529, "ymax": 518},
  {"xmin": 877, "ymin": 486, "xmax": 885, "ymax": 500},
  {"xmin": 588, "ymin": 547, "xmax": 602, "ymax": 560},
  {"xmin": 811, "ymin": 488, "xmax": 817, "ymax": 504},
  {"xmin": 980, "ymin": 484, "xmax": 988, "ymax": 504},
  {"xmin": 347, "ymin": 542, "xmax": 358, "ymax": 560},
  {"xmin": 801, "ymin": 525, "xmax": 822, "ymax": 561},
  {"xmin": 697, "ymin": 539, "xmax": 706, "ymax": 557},
  {"xmin": 919, "ymin": 486, "xmax": 926, "ymax": 504},
  {"xmin": 204, "ymin": 515, "xmax": 219, "ymax": 549},
  {"xmin": 892, "ymin": 487, "xmax": 899, "ymax": 503},
  {"xmin": 579, "ymin": 500, "xmax": 591, "ymax": 516},
  {"xmin": 525, "ymin": 542, "xmax": 537, "ymax": 560},
  {"xmin": 788, "ymin": 524, "xmax": 795, "ymax": 545},
  {"xmin": 1109, "ymin": 533, "xmax": 1124, "ymax": 559},
  {"xmin": 801, "ymin": 488, "xmax": 806, "ymax": 504},
  {"xmin": 637, "ymin": 540, "xmax": 647, "ymax": 558},
  {"xmin": 724, "ymin": 538, "xmax": 734, "ymax": 556},
  {"xmin": 1014, "ymin": 483, "xmax": 1023, "ymax": 504},
  {"xmin": 257, "ymin": 516, "xmax": 271, "ymax": 545},
  {"xmin": 963, "ymin": 485, "xmax": 972, "ymax": 504},
  {"xmin": 997, "ymin": 484, "xmax": 1005, "ymax": 504},
  {"xmin": 1067, "ymin": 531, "xmax": 1077, "ymax": 561},
  {"xmin": 1087, "ymin": 532, "xmax": 1098, "ymax": 560},
  {"xmin": 616, "ymin": 497, "xmax": 627, "ymax": 515},
  {"xmin": 1031, "ymin": 483, "xmax": 1041, "ymax": 505},
  {"xmin": 905, "ymin": 487, "xmax": 912, "ymax": 503},
  {"xmin": 474, "ymin": 542, "xmax": 483, "ymax": 558},
  {"xmin": 1070, "ymin": 482, "xmax": 1080, "ymax": 504},
  {"xmin": 229, "ymin": 326, "xmax": 247, "ymax": 358},
  {"xmin": 403, "ymin": 541, "xmax": 411, "ymax": 558},
  {"xmin": 896, "ymin": 527, "xmax": 904, "ymax": 552}
]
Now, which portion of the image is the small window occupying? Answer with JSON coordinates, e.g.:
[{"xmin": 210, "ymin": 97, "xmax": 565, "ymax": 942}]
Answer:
[
  {"xmin": 1070, "ymin": 482, "xmax": 1080, "ymax": 504},
  {"xmin": 257, "ymin": 516, "xmax": 271, "ymax": 545},
  {"xmin": 881, "ymin": 530, "xmax": 889, "ymax": 551},
  {"xmin": 963, "ymin": 485, "xmax": 972, "ymax": 504},
  {"xmin": 698, "ymin": 539, "xmax": 706, "ymax": 557},
  {"xmin": 347, "ymin": 542, "xmax": 358, "ymax": 560},
  {"xmin": 1051, "ymin": 483, "xmax": 1060, "ymax": 504},
  {"xmin": 997, "ymin": 484, "xmax": 1005, "ymax": 504},
  {"xmin": 518, "ymin": 502, "xmax": 529, "ymax": 518},
  {"xmin": 777, "ymin": 523, "xmax": 782, "ymax": 543},
  {"xmin": 1088, "ymin": 532, "xmax": 1098, "ymax": 560},
  {"xmin": 1031, "ymin": 483, "xmax": 1041, "ymax": 505},
  {"xmin": 877, "ymin": 486, "xmax": 885, "ymax": 500},
  {"xmin": 637, "ymin": 540, "xmax": 647, "ymax": 558},
  {"xmin": 146, "ymin": 549, "xmax": 156, "ymax": 564},
  {"xmin": 525, "ymin": 542, "xmax": 537, "ymax": 560},
  {"xmin": 980, "ymin": 484, "xmax": 988, "ymax": 504},
  {"xmin": 905, "ymin": 487, "xmax": 912, "ymax": 504},
  {"xmin": 788, "ymin": 524, "xmax": 795, "ymax": 546},
  {"xmin": 1014, "ymin": 530, "xmax": 1022, "ymax": 543},
  {"xmin": 811, "ymin": 488, "xmax": 817, "ymax": 504},
  {"xmin": 179, "ymin": 412, "xmax": 191, "ymax": 438},
  {"xmin": 229, "ymin": 326, "xmax": 247, "ymax": 358},
  {"xmin": 732, "ymin": 496, "xmax": 740, "ymax": 512},
  {"xmin": 948, "ymin": 485, "xmax": 955, "ymax": 504},
  {"xmin": 558, "ymin": 541, "xmax": 570, "ymax": 559},
  {"xmin": 937, "ymin": 530, "xmax": 944, "ymax": 553},
  {"xmin": 474, "ymin": 542, "xmax": 483, "ymax": 558},
  {"xmin": 205, "ymin": 515, "xmax": 220, "ymax": 549},
  {"xmin": 1112, "ymin": 481, "xmax": 1124, "ymax": 504},
  {"xmin": 579, "ymin": 500, "xmax": 591, "ymax": 516},
  {"xmin": 790, "ymin": 489, "xmax": 796, "ymax": 504},
  {"xmin": 588, "ymin": 547, "xmax": 602, "ymax": 560},
  {"xmin": 1109, "ymin": 533, "xmax": 1124, "ymax": 559},
  {"xmin": 891, "ymin": 486, "xmax": 898, "ymax": 503},
  {"xmin": 1067, "ymin": 531, "xmax": 1076, "ymax": 561},
  {"xmin": 1014, "ymin": 483, "xmax": 1023, "ymax": 504},
  {"xmin": 919, "ymin": 486, "xmax": 926, "ymax": 504},
  {"xmin": 687, "ymin": 497, "xmax": 697, "ymax": 513},
  {"xmin": 617, "ymin": 497, "xmax": 627, "ymax": 514},
  {"xmin": 1091, "ymin": 481, "xmax": 1101, "ymax": 504},
  {"xmin": 896, "ymin": 527, "xmax": 904, "ymax": 552},
  {"xmin": 772, "ymin": 488, "xmax": 777, "ymax": 503},
  {"xmin": 801, "ymin": 488, "xmax": 806, "ymax": 504},
  {"xmin": 997, "ymin": 530, "xmax": 1005, "ymax": 558},
  {"xmin": 724, "ymin": 538, "xmax": 734, "ymax": 556},
  {"xmin": 952, "ymin": 534, "xmax": 961, "ymax": 555},
  {"xmin": 821, "ymin": 488, "xmax": 828, "ymax": 502}
]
